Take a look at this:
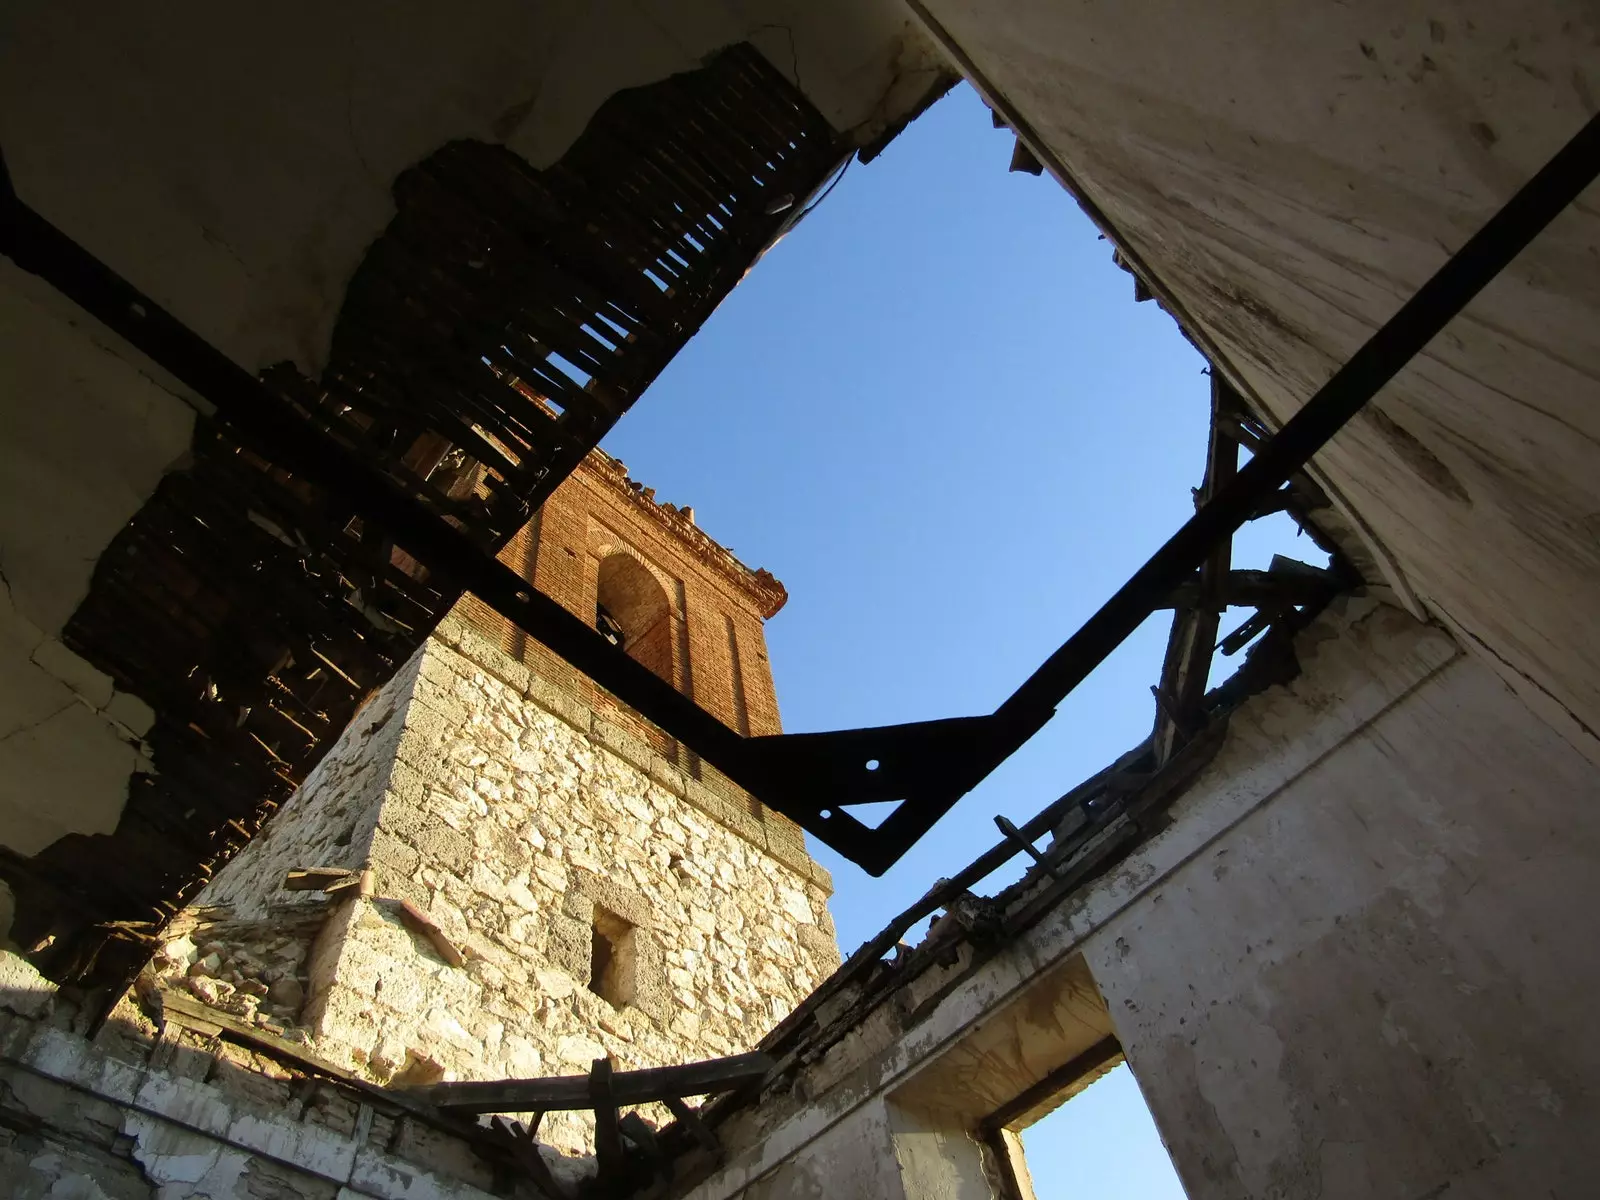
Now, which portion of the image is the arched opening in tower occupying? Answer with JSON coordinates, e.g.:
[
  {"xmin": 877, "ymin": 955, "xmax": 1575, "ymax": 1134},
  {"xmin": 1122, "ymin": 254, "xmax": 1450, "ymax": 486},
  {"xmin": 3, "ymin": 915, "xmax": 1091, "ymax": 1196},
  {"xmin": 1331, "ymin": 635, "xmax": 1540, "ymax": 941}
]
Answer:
[{"xmin": 595, "ymin": 553, "xmax": 674, "ymax": 684}]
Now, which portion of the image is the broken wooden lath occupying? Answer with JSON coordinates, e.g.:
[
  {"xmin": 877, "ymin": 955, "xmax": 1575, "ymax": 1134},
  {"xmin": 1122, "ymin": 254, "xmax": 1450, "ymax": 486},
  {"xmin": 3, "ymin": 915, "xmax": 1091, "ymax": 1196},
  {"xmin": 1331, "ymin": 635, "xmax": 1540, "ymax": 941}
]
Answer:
[{"xmin": 2, "ymin": 42, "xmax": 841, "ymax": 998}]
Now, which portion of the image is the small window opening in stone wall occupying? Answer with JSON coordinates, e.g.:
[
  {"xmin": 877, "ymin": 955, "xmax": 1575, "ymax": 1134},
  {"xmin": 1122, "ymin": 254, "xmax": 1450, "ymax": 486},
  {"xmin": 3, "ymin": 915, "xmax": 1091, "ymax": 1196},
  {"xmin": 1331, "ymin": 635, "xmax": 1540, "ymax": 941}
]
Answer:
[
  {"xmin": 596, "ymin": 553, "xmax": 675, "ymax": 683},
  {"xmin": 589, "ymin": 907, "xmax": 637, "ymax": 1007}
]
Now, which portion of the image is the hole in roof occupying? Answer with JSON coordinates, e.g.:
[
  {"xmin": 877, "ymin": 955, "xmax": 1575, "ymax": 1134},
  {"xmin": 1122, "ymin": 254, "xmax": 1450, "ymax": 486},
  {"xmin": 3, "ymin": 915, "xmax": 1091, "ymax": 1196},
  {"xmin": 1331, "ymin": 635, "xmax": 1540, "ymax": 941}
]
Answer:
[
  {"xmin": 838, "ymin": 801, "xmax": 899, "ymax": 829},
  {"xmin": 546, "ymin": 353, "xmax": 592, "ymax": 388},
  {"xmin": 582, "ymin": 323, "xmax": 618, "ymax": 353},
  {"xmin": 595, "ymin": 93, "xmax": 1336, "ymax": 1142},
  {"xmin": 594, "ymin": 311, "xmax": 632, "ymax": 341}
]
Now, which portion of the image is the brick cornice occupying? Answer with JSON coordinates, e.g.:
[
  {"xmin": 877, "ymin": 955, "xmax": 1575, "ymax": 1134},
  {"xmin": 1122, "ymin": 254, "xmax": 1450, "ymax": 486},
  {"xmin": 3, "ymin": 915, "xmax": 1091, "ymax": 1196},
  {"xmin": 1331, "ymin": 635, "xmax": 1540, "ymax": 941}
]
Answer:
[{"xmin": 578, "ymin": 450, "xmax": 789, "ymax": 618}]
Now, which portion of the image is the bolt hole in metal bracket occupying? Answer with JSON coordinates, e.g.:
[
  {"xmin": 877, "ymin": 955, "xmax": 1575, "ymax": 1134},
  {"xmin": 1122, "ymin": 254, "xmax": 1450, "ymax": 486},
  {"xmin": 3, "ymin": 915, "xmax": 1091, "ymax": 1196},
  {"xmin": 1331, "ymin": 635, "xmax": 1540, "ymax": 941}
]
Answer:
[{"xmin": 4, "ymin": 111, "xmax": 1598, "ymax": 875}]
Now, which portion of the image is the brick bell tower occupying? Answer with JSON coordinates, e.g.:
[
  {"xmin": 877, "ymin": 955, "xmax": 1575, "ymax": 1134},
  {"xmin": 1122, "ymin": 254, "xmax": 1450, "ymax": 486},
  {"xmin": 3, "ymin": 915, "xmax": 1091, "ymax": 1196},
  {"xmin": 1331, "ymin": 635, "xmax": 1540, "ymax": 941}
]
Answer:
[{"xmin": 159, "ymin": 449, "xmax": 838, "ymax": 1156}]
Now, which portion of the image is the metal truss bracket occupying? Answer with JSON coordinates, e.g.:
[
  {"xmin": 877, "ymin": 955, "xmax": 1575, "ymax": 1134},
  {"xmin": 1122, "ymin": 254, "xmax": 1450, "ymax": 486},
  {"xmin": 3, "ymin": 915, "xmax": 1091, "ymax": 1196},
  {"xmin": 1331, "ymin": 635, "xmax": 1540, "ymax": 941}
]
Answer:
[{"xmin": 735, "ymin": 711, "xmax": 1048, "ymax": 877}]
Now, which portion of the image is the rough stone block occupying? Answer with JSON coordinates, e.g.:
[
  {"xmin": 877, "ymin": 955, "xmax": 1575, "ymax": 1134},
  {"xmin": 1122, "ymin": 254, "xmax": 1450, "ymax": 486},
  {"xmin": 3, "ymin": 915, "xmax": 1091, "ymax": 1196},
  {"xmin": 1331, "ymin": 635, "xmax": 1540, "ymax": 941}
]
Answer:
[
  {"xmin": 764, "ymin": 835, "xmax": 812, "ymax": 880},
  {"xmin": 375, "ymin": 869, "xmax": 430, "ymax": 915},
  {"xmin": 574, "ymin": 869, "xmax": 655, "ymax": 932},
  {"xmin": 630, "ymin": 936, "xmax": 673, "ymax": 1024},
  {"xmin": 368, "ymin": 827, "xmax": 420, "ymax": 878},
  {"xmin": 720, "ymin": 801, "xmax": 766, "ymax": 847},
  {"xmin": 384, "ymin": 758, "xmax": 427, "ymax": 809},
  {"xmin": 416, "ymin": 642, "xmax": 468, "ymax": 691},
  {"xmin": 413, "ymin": 824, "xmax": 473, "ymax": 875},
  {"xmin": 681, "ymin": 778, "xmax": 733, "ymax": 827},
  {"xmin": 376, "ymin": 791, "xmax": 433, "ymax": 845},
  {"xmin": 451, "ymin": 624, "xmax": 506, "ymax": 674},
  {"xmin": 547, "ymin": 913, "xmax": 592, "ymax": 982},
  {"xmin": 396, "ymin": 702, "xmax": 454, "ymax": 765},
  {"xmin": 797, "ymin": 922, "xmax": 842, "ymax": 973},
  {"xmin": 807, "ymin": 860, "xmax": 835, "ymax": 894},
  {"xmin": 764, "ymin": 814, "xmax": 811, "ymax": 874},
  {"xmin": 447, "ymin": 626, "xmax": 532, "ymax": 695},
  {"xmin": 432, "ymin": 609, "xmax": 473, "ymax": 649},
  {"xmin": 647, "ymin": 753, "xmax": 688, "ymax": 796},
  {"xmin": 591, "ymin": 718, "xmax": 653, "ymax": 774},
  {"xmin": 562, "ymin": 889, "xmax": 596, "ymax": 923}
]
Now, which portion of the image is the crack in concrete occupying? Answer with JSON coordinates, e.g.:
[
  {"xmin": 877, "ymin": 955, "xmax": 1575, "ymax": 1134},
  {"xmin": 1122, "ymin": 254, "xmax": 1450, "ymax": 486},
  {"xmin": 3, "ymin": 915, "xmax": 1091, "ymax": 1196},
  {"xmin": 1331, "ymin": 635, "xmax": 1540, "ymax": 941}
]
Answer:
[{"xmin": 0, "ymin": 700, "xmax": 77, "ymax": 746}]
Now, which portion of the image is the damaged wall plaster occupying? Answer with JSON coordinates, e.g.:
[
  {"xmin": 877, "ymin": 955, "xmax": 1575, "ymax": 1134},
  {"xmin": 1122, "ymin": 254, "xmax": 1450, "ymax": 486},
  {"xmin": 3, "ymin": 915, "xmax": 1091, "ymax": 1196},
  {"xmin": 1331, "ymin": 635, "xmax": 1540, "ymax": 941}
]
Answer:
[
  {"xmin": 0, "ymin": 969, "xmax": 533, "ymax": 1199},
  {"xmin": 1086, "ymin": 614, "xmax": 1600, "ymax": 1197},
  {"xmin": 0, "ymin": 262, "xmax": 185, "ymax": 863},
  {"xmin": 670, "ymin": 597, "xmax": 1600, "ymax": 1199},
  {"xmin": 1, "ymin": 0, "xmax": 937, "ymax": 377},
  {"xmin": 916, "ymin": 0, "xmax": 1600, "ymax": 763}
]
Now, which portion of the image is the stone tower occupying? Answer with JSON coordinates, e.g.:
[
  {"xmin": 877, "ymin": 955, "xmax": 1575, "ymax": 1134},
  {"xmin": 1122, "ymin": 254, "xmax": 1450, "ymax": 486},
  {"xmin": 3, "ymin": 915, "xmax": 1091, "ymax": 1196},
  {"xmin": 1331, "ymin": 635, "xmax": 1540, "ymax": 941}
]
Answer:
[{"xmin": 162, "ymin": 451, "xmax": 839, "ymax": 1154}]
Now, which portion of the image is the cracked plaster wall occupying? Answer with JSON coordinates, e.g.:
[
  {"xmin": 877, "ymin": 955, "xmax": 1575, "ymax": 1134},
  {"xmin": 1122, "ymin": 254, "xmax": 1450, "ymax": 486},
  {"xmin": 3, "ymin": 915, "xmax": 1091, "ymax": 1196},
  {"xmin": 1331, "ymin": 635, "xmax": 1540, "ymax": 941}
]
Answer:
[
  {"xmin": 919, "ymin": 0, "xmax": 1600, "ymax": 762},
  {"xmin": 1083, "ymin": 604, "xmax": 1600, "ymax": 1198},
  {"xmin": 1, "ymin": 1, "xmax": 937, "ymax": 377},
  {"xmin": 674, "ymin": 599, "xmax": 1599, "ymax": 1200},
  {"xmin": 0, "ymin": 262, "xmax": 186, "ymax": 869},
  {"xmin": 0, "ymin": 969, "xmax": 518, "ymax": 1200}
]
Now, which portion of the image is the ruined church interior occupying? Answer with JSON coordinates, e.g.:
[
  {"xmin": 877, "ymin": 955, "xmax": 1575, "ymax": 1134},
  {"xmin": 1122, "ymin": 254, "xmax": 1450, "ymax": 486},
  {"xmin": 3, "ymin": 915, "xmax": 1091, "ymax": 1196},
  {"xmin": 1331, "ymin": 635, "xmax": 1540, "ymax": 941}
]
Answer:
[{"xmin": 2, "ymin": 2, "xmax": 1598, "ymax": 1197}]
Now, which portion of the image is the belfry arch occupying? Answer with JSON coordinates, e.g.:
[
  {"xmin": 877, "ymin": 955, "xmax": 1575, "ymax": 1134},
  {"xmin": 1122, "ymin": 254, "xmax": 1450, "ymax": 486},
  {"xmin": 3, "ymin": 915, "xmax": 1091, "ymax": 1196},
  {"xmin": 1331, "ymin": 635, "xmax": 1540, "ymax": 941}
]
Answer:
[{"xmin": 595, "ymin": 552, "xmax": 675, "ymax": 684}]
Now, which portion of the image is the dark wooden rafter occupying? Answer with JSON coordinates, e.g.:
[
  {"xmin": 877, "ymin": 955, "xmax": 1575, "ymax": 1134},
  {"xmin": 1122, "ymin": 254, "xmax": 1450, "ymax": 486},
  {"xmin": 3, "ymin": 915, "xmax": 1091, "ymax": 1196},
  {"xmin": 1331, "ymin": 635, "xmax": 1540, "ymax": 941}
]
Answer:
[
  {"xmin": 409, "ymin": 1051, "xmax": 773, "ymax": 1115},
  {"xmin": 0, "ymin": 43, "xmax": 842, "ymax": 997},
  {"xmin": 1151, "ymin": 375, "xmax": 1347, "ymax": 766},
  {"xmin": 1152, "ymin": 374, "xmax": 1241, "ymax": 765},
  {"xmin": 409, "ymin": 1052, "xmax": 770, "ymax": 1197}
]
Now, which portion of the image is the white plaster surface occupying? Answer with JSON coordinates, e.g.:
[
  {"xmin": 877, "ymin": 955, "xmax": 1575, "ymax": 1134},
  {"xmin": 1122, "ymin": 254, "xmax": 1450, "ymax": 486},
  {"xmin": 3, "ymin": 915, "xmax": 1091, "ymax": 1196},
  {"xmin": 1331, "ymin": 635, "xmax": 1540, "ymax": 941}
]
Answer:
[
  {"xmin": 1, "ymin": 1, "xmax": 938, "ymax": 376},
  {"xmin": 0, "ymin": 262, "xmax": 186, "ymax": 857},
  {"xmin": 734, "ymin": 1095, "xmax": 908, "ymax": 1200},
  {"xmin": 918, "ymin": 0, "xmax": 1600, "ymax": 761},
  {"xmin": 1085, "ymin": 612, "xmax": 1600, "ymax": 1198},
  {"xmin": 679, "ymin": 598, "xmax": 1600, "ymax": 1199}
]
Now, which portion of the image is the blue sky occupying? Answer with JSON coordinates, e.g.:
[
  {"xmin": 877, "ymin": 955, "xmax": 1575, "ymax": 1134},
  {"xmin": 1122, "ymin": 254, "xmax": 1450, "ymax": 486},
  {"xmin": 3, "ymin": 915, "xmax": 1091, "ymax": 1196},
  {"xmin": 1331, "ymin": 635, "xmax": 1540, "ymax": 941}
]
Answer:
[{"xmin": 601, "ymin": 83, "xmax": 1308, "ymax": 1198}]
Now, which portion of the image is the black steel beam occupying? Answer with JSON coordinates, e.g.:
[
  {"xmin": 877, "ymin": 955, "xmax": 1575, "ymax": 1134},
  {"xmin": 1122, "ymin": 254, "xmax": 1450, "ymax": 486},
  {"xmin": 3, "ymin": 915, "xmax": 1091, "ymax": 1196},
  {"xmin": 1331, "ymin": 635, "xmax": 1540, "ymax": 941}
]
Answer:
[
  {"xmin": 760, "ymin": 108, "xmax": 1600, "ymax": 873},
  {"xmin": 5, "ymin": 108, "xmax": 1598, "ymax": 877}
]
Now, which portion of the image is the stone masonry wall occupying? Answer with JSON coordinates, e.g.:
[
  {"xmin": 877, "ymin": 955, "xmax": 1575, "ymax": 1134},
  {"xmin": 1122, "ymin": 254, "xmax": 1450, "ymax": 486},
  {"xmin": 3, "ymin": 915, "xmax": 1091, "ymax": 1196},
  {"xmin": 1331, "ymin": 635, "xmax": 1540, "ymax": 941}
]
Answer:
[
  {"xmin": 190, "ymin": 606, "xmax": 839, "ymax": 1156},
  {"xmin": 0, "ymin": 949, "xmax": 543, "ymax": 1199},
  {"xmin": 453, "ymin": 452, "xmax": 791, "ymax": 815}
]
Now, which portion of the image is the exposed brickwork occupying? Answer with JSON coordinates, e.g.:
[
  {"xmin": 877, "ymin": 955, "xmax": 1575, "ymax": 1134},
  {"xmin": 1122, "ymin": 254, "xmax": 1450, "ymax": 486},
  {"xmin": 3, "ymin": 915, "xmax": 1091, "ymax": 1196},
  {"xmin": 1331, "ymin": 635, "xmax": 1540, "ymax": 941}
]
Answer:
[{"xmin": 456, "ymin": 448, "xmax": 795, "ymax": 831}]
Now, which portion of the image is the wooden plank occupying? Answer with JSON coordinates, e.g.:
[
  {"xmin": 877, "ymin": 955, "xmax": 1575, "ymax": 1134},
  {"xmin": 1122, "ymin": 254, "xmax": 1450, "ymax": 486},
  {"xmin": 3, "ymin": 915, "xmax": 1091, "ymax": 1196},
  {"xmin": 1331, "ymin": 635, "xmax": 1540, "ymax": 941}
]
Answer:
[
  {"xmin": 978, "ymin": 1036, "xmax": 1123, "ymax": 1134},
  {"xmin": 590, "ymin": 1057, "xmax": 624, "ymax": 1179},
  {"xmin": 283, "ymin": 867, "xmax": 353, "ymax": 891},
  {"xmin": 1153, "ymin": 373, "xmax": 1239, "ymax": 765},
  {"xmin": 407, "ymin": 1051, "xmax": 774, "ymax": 1114},
  {"xmin": 489, "ymin": 1116, "xmax": 571, "ymax": 1200},
  {"xmin": 664, "ymin": 1095, "xmax": 721, "ymax": 1160},
  {"xmin": 390, "ymin": 898, "xmax": 465, "ymax": 967}
]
